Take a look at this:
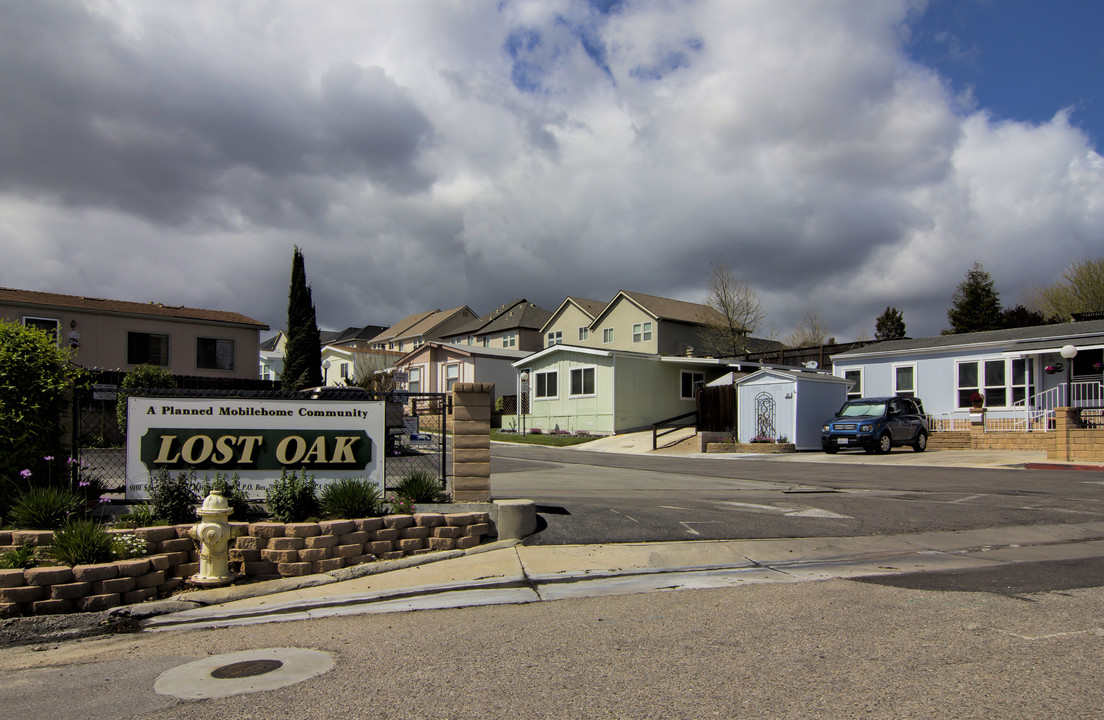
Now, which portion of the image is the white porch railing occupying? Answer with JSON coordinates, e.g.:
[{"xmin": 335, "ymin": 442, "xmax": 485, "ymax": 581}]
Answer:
[{"xmin": 929, "ymin": 381, "xmax": 1103, "ymax": 433}]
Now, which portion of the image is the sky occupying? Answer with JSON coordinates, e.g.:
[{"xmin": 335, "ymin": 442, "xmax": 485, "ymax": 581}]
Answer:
[{"xmin": 1, "ymin": 0, "xmax": 1101, "ymax": 343}]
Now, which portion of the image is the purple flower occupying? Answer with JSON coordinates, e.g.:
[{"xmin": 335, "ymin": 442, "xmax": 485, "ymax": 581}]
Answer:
[
  {"xmin": 79, "ymin": 480, "xmax": 90, "ymax": 487},
  {"xmin": 99, "ymin": 495, "xmax": 111, "ymax": 504},
  {"xmin": 43, "ymin": 455, "xmax": 54, "ymax": 461},
  {"xmin": 67, "ymin": 457, "xmax": 78, "ymax": 465},
  {"xmin": 20, "ymin": 469, "xmax": 31, "ymax": 479}
]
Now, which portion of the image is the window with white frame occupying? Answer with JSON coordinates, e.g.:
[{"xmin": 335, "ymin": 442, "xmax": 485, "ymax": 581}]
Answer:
[
  {"xmin": 680, "ymin": 371, "xmax": 704, "ymax": 400},
  {"xmin": 569, "ymin": 366, "xmax": 596, "ymax": 396},
  {"xmin": 546, "ymin": 331, "xmax": 562, "ymax": 347},
  {"xmin": 578, "ymin": 327, "xmax": 589, "ymax": 341},
  {"xmin": 632, "ymin": 322, "xmax": 653, "ymax": 343},
  {"xmin": 408, "ymin": 366, "xmax": 422, "ymax": 393},
  {"xmin": 602, "ymin": 328, "xmax": 614, "ymax": 343},
  {"xmin": 504, "ymin": 331, "xmax": 517, "ymax": 348},
  {"xmin": 340, "ymin": 364, "xmax": 349, "ymax": 379},
  {"xmin": 445, "ymin": 363, "xmax": 460, "ymax": 391},
  {"xmin": 842, "ymin": 369, "xmax": 862, "ymax": 400},
  {"xmin": 196, "ymin": 337, "xmax": 235, "ymax": 371},
  {"xmin": 23, "ymin": 316, "xmax": 60, "ymax": 341},
  {"xmin": 534, "ymin": 370, "xmax": 558, "ymax": 399},
  {"xmin": 956, "ymin": 359, "xmax": 1029, "ymax": 408},
  {"xmin": 482, "ymin": 336, "xmax": 490, "ymax": 347},
  {"xmin": 893, "ymin": 364, "xmax": 916, "ymax": 398}
]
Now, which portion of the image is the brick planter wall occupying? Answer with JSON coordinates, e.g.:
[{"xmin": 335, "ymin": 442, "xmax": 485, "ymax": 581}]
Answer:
[
  {"xmin": 0, "ymin": 510, "xmax": 491, "ymax": 618},
  {"xmin": 706, "ymin": 442, "xmax": 796, "ymax": 454}
]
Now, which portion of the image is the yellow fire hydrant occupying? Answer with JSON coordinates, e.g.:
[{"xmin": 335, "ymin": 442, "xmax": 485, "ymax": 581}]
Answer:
[{"xmin": 188, "ymin": 490, "xmax": 240, "ymax": 588}]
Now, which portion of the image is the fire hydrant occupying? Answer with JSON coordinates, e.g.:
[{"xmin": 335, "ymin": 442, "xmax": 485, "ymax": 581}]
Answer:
[{"xmin": 187, "ymin": 490, "xmax": 240, "ymax": 588}]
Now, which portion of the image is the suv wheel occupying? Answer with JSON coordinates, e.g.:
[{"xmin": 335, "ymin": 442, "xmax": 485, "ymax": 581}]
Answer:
[
  {"xmin": 875, "ymin": 431, "xmax": 892, "ymax": 455},
  {"xmin": 913, "ymin": 431, "xmax": 927, "ymax": 453}
]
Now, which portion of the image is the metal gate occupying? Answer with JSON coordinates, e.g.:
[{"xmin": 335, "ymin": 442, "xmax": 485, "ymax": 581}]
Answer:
[{"xmin": 73, "ymin": 383, "xmax": 451, "ymax": 496}]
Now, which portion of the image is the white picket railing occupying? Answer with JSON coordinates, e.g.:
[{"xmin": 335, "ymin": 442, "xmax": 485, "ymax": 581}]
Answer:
[{"xmin": 930, "ymin": 381, "xmax": 1103, "ymax": 433}]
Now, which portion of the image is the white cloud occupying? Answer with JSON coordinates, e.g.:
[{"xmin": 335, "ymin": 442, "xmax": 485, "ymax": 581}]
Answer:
[{"xmin": 0, "ymin": 0, "xmax": 1100, "ymax": 344}]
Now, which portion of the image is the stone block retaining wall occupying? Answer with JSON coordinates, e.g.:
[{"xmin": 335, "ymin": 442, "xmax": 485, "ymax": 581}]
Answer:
[{"xmin": 0, "ymin": 511, "xmax": 490, "ymax": 617}]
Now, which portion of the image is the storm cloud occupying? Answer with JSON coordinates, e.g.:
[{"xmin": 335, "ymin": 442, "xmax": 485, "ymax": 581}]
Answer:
[{"xmin": 0, "ymin": 0, "xmax": 1100, "ymax": 341}]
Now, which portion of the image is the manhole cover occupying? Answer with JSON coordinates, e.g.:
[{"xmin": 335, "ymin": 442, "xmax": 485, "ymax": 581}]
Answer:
[
  {"xmin": 155, "ymin": 648, "xmax": 335, "ymax": 700},
  {"xmin": 211, "ymin": 659, "xmax": 284, "ymax": 679}
]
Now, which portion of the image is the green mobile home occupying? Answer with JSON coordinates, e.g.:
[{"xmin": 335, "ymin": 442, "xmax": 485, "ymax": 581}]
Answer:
[{"xmin": 512, "ymin": 346, "xmax": 734, "ymax": 434}]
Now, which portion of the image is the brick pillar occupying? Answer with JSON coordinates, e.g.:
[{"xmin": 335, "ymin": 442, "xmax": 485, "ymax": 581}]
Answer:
[
  {"xmin": 452, "ymin": 382, "xmax": 493, "ymax": 502},
  {"xmin": 1051, "ymin": 406, "xmax": 1078, "ymax": 462},
  {"xmin": 968, "ymin": 409, "xmax": 985, "ymax": 449}
]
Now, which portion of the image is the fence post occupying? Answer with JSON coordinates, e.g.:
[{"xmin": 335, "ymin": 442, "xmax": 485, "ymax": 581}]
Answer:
[{"xmin": 451, "ymin": 382, "xmax": 493, "ymax": 502}]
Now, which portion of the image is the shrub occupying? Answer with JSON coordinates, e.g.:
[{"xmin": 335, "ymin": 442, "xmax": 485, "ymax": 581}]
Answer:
[
  {"xmin": 116, "ymin": 364, "xmax": 176, "ymax": 437},
  {"xmin": 51, "ymin": 520, "xmax": 114, "ymax": 566},
  {"xmin": 0, "ymin": 320, "xmax": 85, "ymax": 486},
  {"xmin": 0, "ymin": 544, "xmax": 39, "ymax": 569},
  {"xmin": 9, "ymin": 486, "xmax": 84, "ymax": 529},
  {"xmin": 394, "ymin": 470, "xmax": 446, "ymax": 503},
  {"xmin": 387, "ymin": 495, "xmax": 416, "ymax": 515},
  {"xmin": 319, "ymin": 478, "xmax": 383, "ymax": 519},
  {"xmin": 147, "ymin": 468, "xmax": 199, "ymax": 524},
  {"xmin": 118, "ymin": 503, "xmax": 162, "ymax": 528},
  {"xmin": 199, "ymin": 472, "xmax": 251, "ymax": 520},
  {"xmin": 266, "ymin": 469, "xmax": 318, "ymax": 523}
]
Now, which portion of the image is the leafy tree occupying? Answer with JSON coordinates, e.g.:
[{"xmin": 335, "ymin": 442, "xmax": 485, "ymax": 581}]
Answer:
[
  {"xmin": 874, "ymin": 306, "xmax": 906, "ymax": 340},
  {"xmin": 1029, "ymin": 256, "xmax": 1104, "ymax": 320},
  {"xmin": 282, "ymin": 246, "xmax": 323, "ymax": 390},
  {"xmin": 116, "ymin": 364, "xmax": 176, "ymax": 437},
  {"xmin": 1000, "ymin": 304, "xmax": 1060, "ymax": 329},
  {"xmin": 947, "ymin": 262, "xmax": 1002, "ymax": 334},
  {"xmin": 786, "ymin": 305, "xmax": 829, "ymax": 347},
  {"xmin": 0, "ymin": 320, "xmax": 84, "ymax": 487},
  {"xmin": 700, "ymin": 261, "xmax": 767, "ymax": 356}
]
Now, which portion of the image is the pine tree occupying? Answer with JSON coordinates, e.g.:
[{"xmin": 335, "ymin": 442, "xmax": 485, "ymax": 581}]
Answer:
[
  {"xmin": 947, "ymin": 262, "xmax": 1002, "ymax": 334},
  {"xmin": 282, "ymin": 246, "xmax": 322, "ymax": 390},
  {"xmin": 874, "ymin": 306, "xmax": 906, "ymax": 340}
]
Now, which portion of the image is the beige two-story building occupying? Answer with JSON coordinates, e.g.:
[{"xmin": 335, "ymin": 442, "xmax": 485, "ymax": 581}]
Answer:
[{"xmin": 1, "ymin": 287, "xmax": 268, "ymax": 380}]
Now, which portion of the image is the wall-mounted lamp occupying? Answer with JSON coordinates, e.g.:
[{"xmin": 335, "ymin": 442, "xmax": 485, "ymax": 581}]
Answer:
[{"xmin": 67, "ymin": 319, "xmax": 80, "ymax": 349}]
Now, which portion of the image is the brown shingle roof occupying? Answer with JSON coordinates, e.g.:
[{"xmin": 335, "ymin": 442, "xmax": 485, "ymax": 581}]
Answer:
[
  {"xmin": 0, "ymin": 287, "xmax": 268, "ymax": 328},
  {"xmin": 616, "ymin": 290, "xmax": 727, "ymax": 325}
]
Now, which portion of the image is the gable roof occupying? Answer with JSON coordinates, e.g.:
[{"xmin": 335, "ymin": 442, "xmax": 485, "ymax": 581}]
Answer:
[
  {"xmin": 369, "ymin": 307, "xmax": 474, "ymax": 343},
  {"xmin": 0, "ymin": 287, "xmax": 268, "ymax": 328},
  {"xmin": 591, "ymin": 290, "xmax": 727, "ymax": 327},
  {"xmin": 396, "ymin": 341, "xmax": 530, "ymax": 365},
  {"xmin": 445, "ymin": 299, "xmax": 552, "ymax": 337},
  {"xmin": 832, "ymin": 319, "xmax": 1104, "ymax": 360},
  {"xmin": 539, "ymin": 296, "xmax": 608, "ymax": 334}
]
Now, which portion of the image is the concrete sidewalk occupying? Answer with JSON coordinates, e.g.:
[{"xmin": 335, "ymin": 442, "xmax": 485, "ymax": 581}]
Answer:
[
  {"xmin": 561, "ymin": 429, "xmax": 1065, "ymax": 469},
  {"xmin": 143, "ymin": 520, "xmax": 1104, "ymax": 632}
]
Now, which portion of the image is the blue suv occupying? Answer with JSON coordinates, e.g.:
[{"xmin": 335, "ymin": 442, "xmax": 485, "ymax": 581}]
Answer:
[{"xmin": 821, "ymin": 396, "xmax": 928, "ymax": 454}]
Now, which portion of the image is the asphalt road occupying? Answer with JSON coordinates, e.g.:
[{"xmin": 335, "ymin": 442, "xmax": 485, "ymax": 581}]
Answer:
[
  {"xmin": 491, "ymin": 444, "xmax": 1104, "ymax": 544},
  {"xmin": 3, "ymin": 578, "xmax": 1101, "ymax": 719}
]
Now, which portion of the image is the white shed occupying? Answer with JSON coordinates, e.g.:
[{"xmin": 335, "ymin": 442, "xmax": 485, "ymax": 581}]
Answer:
[{"xmin": 732, "ymin": 369, "xmax": 853, "ymax": 450}]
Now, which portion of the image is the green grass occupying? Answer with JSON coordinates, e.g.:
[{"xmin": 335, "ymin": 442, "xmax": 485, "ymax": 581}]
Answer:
[{"xmin": 491, "ymin": 431, "xmax": 598, "ymax": 447}]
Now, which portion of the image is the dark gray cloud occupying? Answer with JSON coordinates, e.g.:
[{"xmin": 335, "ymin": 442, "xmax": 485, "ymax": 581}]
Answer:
[{"xmin": 0, "ymin": 0, "xmax": 1100, "ymax": 344}]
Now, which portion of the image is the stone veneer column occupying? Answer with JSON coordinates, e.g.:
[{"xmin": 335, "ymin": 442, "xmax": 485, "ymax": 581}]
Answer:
[{"xmin": 452, "ymin": 382, "xmax": 493, "ymax": 502}]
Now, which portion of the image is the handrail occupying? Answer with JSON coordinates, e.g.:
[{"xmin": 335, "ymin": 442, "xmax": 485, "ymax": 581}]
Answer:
[{"xmin": 652, "ymin": 410, "xmax": 698, "ymax": 450}]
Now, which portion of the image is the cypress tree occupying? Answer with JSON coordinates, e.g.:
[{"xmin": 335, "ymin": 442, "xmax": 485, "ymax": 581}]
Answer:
[
  {"xmin": 947, "ymin": 262, "xmax": 1003, "ymax": 334},
  {"xmin": 282, "ymin": 246, "xmax": 323, "ymax": 390}
]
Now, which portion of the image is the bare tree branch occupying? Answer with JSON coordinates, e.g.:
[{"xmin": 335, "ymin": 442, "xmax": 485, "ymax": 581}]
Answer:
[{"xmin": 700, "ymin": 261, "xmax": 767, "ymax": 357}]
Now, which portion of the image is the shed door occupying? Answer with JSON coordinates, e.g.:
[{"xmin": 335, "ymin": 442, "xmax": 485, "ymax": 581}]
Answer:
[{"xmin": 739, "ymin": 382, "xmax": 794, "ymax": 443}]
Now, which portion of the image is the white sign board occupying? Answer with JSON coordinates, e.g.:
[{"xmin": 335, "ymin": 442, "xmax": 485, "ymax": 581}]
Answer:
[{"xmin": 125, "ymin": 397, "xmax": 385, "ymax": 500}]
